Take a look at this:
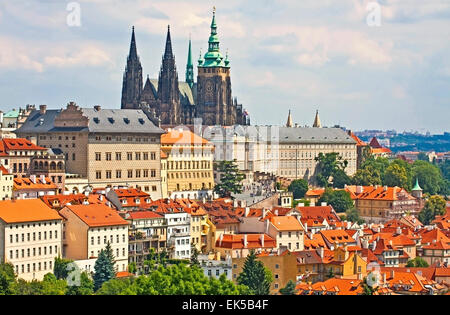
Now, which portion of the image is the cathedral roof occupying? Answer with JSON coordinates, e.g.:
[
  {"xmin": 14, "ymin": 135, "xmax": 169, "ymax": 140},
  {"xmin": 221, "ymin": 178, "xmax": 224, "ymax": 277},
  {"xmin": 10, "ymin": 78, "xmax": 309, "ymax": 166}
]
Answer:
[{"xmin": 147, "ymin": 79, "xmax": 196, "ymax": 106}]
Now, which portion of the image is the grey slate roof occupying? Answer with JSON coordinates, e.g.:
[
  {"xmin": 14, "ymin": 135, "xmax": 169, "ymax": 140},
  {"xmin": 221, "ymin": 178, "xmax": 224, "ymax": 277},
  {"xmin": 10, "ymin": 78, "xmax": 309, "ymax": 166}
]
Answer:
[
  {"xmin": 203, "ymin": 125, "xmax": 356, "ymax": 144},
  {"xmin": 16, "ymin": 108, "xmax": 164, "ymax": 135}
]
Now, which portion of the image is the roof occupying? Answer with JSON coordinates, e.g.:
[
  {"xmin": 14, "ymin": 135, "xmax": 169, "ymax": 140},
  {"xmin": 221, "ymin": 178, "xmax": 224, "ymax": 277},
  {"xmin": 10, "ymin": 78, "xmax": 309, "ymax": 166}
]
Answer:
[
  {"xmin": 296, "ymin": 205, "xmax": 341, "ymax": 224},
  {"xmin": 4, "ymin": 109, "xmax": 20, "ymax": 118},
  {"xmin": 270, "ymin": 215, "xmax": 304, "ymax": 231},
  {"xmin": 161, "ymin": 128, "xmax": 210, "ymax": 145},
  {"xmin": 0, "ymin": 199, "xmax": 62, "ymax": 223},
  {"xmin": 422, "ymin": 240, "xmax": 450, "ymax": 250},
  {"xmin": 0, "ymin": 165, "xmax": 10, "ymax": 175},
  {"xmin": 14, "ymin": 176, "xmax": 57, "ymax": 190},
  {"xmin": 126, "ymin": 211, "xmax": 163, "ymax": 220},
  {"xmin": 346, "ymin": 185, "xmax": 415, "ymax": 201},
  {"xmin": 277, "ymin": 126, "xmax": 356, "ymax": 144},
  {"xmin": 41, "ymin": 193, "xmax": 109, "ymax": 209},
  {"xmin": 215, "ymin": 233, "xmax": 276, "ymax": 249},
  {"xmin": 16, "ymin": 108, "xmax": 164, "ymax": 134},
  {"xmin": 65, "ymin": 204, "xmax": 129, "ymax": 227},
  {"xmin": 1, "ymin": 138, "xmax": 46, "ymax": 152},
  {"xmin": 297, "ymin": 278, "xmax": 363, "ymax": 295},
  {"xmin": 319, "ymin": 229, "xmax": 354, "ymax": 245}
]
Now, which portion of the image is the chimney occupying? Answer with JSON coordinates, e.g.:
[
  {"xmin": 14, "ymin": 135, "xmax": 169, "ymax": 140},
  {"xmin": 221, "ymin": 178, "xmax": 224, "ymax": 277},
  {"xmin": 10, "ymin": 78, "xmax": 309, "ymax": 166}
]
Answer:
[
  {"xmin": 321, "ymin": 202, "xmax": 327, "ymax": 207},
  {"xmin": 372, "ymin": 240, "xmax": 377, "ymax": 251},
  {"xmin": 99, "ymin": 195, "xmax": 104, "ymax": 201},
  {"xmin": 260, "ymin": 234, "xmax": 265, "ymax": 247},
  {"xmin": 304, "ymin": 222, "xmax": 308, "ymax": 232},
  {"xmin": 233, "ymin": 199, "xmax": 238, "ymax": 207},
  {"xmin": 383, "ymin": 272, "xmax": 386, "ymax": 284},
  {"xmin": 357, "ymin": 273, "xmax": 363, "ymax": 280},
  {"xmin": 219, "ymin": 233, "xmax": 223, "ymax": 246},
  {"xmin": 30, "ymin": 175, "xmax": 36, "ymax": 184},
  {"xmin": 274, "ymin": 209, "xmax": 279, "ymax": 216},
  {"xmin": 243, "ymin": 234, "xmax": 248, "ymax": 247},
  {"xmin": 396, "ymin": 227, "xmax": 401, "ymax": 235},
  {"xmin": 244, "ymin": 207, "xmax": 250, "ymax": 217},
  {"xmin": 40, "ymin": 175, "xmax": 46, "ymax": 184},
  {"xmin": 383, "ymin": 186, "xmax": 388, "ymax": 192},
  {"xmin": 319, "ymin": 247, "xmax": 324, "ymax": 259},
  {"xmin": 356, "ymin": 186, "xmax": 363, "ymax": 194},
  {"xmin": 39, "ymin": 105, "xmax": 47, "ymax": 115},
  {"xmin": 298, "ymin": 203, "xmax": 304, "ymax": 207},
  {"xmin": 94, "ymin": 105, "xmax": 101, "ymax": 111},
  {"xmin": 390, "ymin": 270, "xmax": 395, "ymax": 279},
  {"xmin": 265, "ymin": 219, "xmax": 269, "ymax": 233},
  {"xmin": 310, "ymin": 202, "xmax": 315, "ymax": 207}
]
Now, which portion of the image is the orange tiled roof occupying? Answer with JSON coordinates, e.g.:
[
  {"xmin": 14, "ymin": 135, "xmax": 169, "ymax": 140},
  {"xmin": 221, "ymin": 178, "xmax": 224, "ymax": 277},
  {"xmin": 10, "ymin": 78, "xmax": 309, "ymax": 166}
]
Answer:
[
  {"xmin": 215, "ymin": 233, "xmax": 276, "ymax": 249},
  {"xmin": 65, "ymin": 204, "xmax": 129, "ymax": 227},
  {"xmin": 160, "ymin": 150, "xmax": 167, "ymax": 159},
  {"xmin": 0, "ymin": 199, "xmax": 62, "ymax": 223},
  {"xmin": 127, "ymin": 211, "xmax": 163, "ymax": 220},
  {"xmin": 0, "ymin": 165, "xmax": 10, "ymax": 175},
  {"xmin": 297, "ymin": 278, "xmax": 363, "ymax": 295},
  {"xmin": 1, "ymin": 138, "xmax": 46, "ymax": 151},
  {"xmin": 161, "ymin": 129, "xmax": 210, "ymax": 145},
  {"xmin": 349, "ymin": 132, "xmax": 367, "ymax": 147},
  {"xmin": 41, "ymin": 193, "xmax": 110, "ymax": 209},
  {"xmin": 422, "ymin": 240, "xmax": 450, "ymax": 250},
  {"xmin": 13, "ymin": 177, "xmax": 57, "ymax": 190},
  {"xmin": 347, "ymin": 185, "xmax": 415, "ymax": 201},
  {"xmin": 270, "ymin": 215, "xmax": 304, "ymax": 231},
  {"xmin": 296, "ymin": 205, "xmax": 341, "ymax": 224},
  {"xmin": 319, "ymin": 229, "xmax": 354, "ymax": 245}
]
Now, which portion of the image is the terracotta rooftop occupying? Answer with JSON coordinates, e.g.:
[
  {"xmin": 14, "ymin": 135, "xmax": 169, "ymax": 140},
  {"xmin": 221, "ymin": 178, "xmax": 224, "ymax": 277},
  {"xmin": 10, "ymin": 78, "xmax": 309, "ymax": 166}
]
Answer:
[
  {"xmin": 65, "ymin": 204, "xmax": 128, "ymax": 227},
  {"xmin": 0, "ymin": 199, "xmax": 62, "ymax": 223}
]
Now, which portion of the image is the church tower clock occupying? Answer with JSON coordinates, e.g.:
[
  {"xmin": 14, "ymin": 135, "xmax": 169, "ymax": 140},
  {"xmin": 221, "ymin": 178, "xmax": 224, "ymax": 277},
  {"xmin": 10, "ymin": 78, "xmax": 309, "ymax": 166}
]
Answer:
[{"xmin": 197, "ymin": 8, "xmax": 235, "ymax": 126}]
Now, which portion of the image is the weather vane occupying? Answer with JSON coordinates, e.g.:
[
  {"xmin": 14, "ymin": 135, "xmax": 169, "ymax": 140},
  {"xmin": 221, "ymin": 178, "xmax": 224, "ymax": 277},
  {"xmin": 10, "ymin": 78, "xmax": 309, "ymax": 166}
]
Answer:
[{"xmin": 213, "ymin": 6, "xmax": 216, "ymax": 14}]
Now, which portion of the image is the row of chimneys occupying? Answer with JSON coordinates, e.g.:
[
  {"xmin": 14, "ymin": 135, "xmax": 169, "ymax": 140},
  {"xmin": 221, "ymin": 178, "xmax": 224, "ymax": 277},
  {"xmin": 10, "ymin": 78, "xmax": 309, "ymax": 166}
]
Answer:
[{"xmin": 29, "ymin": 174, "xmax": 47, "ymax": 184}]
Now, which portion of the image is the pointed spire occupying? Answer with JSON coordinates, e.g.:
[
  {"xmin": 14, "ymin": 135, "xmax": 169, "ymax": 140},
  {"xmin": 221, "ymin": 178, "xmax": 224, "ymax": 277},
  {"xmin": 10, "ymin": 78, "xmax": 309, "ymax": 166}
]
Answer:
[
  {"xmin": 412, "ymin": 178, "xmax": 422, "ymax": 191},
  {"xmin": 313, "ymin": 110, "xmax": 322, "ymax": 128},
  {"xmin": 186, "ymin": 37, "xmax": 194, "ymax": 88},
  {"xmin": 286, "ymin": 110, "xmax": 293, "ymax": 128},
  {"xmin": 129, "ymin": 26, "xmax": 138, "ymax": 60},
  {"xmin": 164, "ymin": 25, "xmax": 173, "ymax": 59}
]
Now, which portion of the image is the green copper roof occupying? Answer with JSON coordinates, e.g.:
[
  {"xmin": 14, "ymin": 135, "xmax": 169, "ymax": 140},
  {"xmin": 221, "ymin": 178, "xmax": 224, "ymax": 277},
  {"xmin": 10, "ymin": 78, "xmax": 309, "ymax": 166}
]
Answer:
[
  {"xmin": 4, "ymin": 110, "xmax": 19, "ymax": 118},
  {"xmin": 199, "ymin": 9, "xmax": 230, "ymax": 68},
  {"xmin": 412, "ymin": 178, "xmax": 422, "ymax": 191},
  {"xmin": 186, "ymin": 39, "xmax": 194, "ymax": 88}
]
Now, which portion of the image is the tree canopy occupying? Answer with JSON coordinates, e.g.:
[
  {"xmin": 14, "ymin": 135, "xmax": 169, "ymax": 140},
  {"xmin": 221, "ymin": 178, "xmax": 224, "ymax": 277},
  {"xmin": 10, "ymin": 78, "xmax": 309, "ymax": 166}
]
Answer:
[
  {"xmin": 418, "ymin": 195, "xmax": 447, "ymax": 225},
  {"xmin": 237, "ymin": 251, "xmax": 272, "ymax": 295},
  {"xmin": 214, "ymin": 160, "xmax": 245, "ymax": 198},
  {"xmin": 318, "ymin": 188, "xmax": 354, "ymax": 213},
  {"xmin": 288, "ymin": 179, "xmax": 308, "ymax": 199},
  {"xmin": 314, "ymin": 152, "xmax": 348, "ymax": 188}
]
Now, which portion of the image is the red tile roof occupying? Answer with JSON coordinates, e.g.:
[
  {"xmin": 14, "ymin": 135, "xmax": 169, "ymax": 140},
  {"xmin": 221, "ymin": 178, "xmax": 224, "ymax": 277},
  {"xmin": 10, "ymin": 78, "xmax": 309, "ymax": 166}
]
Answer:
[
  {"xmin": 215, "ymin": 233, "xmax": 276, "ymax": 250},
  {"xmin": 13, "ymin": 177, "xmax": 57, "ymax": 190},
  {"xmin": 65, "ymin": 204, "xmax": 129, "ymax": 227},
  {"xmin": 126, "ymin": 211, "xmax": 163, "ymax": 220}
]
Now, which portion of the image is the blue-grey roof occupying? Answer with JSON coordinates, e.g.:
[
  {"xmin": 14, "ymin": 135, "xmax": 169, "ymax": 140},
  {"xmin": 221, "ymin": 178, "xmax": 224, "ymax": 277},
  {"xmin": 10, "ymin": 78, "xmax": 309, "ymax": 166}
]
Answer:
[
  {"xmin": 149, "ymin": 79, "xmax": 196, "ymax": 106},
  {"xmin": 16, "ymin": 108, "xmax": 164, "ymax": 135}
]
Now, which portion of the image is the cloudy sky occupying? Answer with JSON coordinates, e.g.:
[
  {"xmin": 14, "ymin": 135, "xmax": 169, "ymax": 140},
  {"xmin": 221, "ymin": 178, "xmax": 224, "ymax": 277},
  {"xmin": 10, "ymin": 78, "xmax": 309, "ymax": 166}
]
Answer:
[{"xmin": 0, "ymin": 0, "xmax": 449, "ymax": 133}]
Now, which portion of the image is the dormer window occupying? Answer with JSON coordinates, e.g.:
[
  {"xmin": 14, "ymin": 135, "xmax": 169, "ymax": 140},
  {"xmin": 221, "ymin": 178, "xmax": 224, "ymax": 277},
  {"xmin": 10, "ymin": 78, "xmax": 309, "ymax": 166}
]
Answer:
[
  {"xmin": 122, "ymin": 199, "xmax": 127, "ymax": 205},
  {"xmin": 93, "ymin": 117, "xmax": 100, "ymax": 124},
  {"xmin": 123, "ymin": 118, "xmax": 130, "ymax": 124},
  {"xmin": 135, "ymin": 199, "xmax": 140, "ymax": 204}
]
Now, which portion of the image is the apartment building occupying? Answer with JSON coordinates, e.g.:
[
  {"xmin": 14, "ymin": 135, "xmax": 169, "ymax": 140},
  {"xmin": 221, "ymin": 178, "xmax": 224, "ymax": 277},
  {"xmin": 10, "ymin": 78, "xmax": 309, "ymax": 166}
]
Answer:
[
  {"xmin": 13, "ymin": 175, "xmax": 58, "ymax": 199},
  {"xmin": 124, "ymin": 211, "xmax": 167, "ymax": 273},
  {"xmin": 0, "ymin": 199, "xmax": 63, "ymax": 281},
  {"xmin": 265, "ymin": 215, "xmax": 305, "ymax": 252},
  {"xmin": 161, "ymin": 128, "xmax": 214, "ymax": 200},
  {"xmin": 0, "ymin": 165, "xmax": 13, "ymax": 200},
  {"xmin": 15, "ymin": 102, "xmax": 165, "ymax": 199},
  {"xmin": 59, "ymin": 203, "xmax": 129, "ymax": 272},
  {"xmin": 0, "ymin": 138, "xmax": 47, "ymax": 176}
]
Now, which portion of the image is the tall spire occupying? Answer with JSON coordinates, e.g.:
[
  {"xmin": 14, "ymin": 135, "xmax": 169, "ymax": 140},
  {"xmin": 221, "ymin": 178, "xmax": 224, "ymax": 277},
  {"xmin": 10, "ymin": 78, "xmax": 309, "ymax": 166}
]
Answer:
[
  {"xmin": 286, "ymin": 110, "xmax": 293, "ymax": 128},
  {"xmin": 121, "ymin": 26, "xmax": 143, "ymax": 109},
  {"xmin": 186, "ymin": 37, "xmax": 194, "ymax": 88},
  {"xmin": 129, "ymin": 26, "xmax": 138, "ymax": 60},
  {"xmin": 313, "ymin": 110, "xmax": 322, "ymax": 128},
  {"xmin": 164, "ymin": 25, "xmax": 173, "ymax": 59},
  {"xmin": 200, "ymin": 7, "xmax": 227, "ymax": 68}
]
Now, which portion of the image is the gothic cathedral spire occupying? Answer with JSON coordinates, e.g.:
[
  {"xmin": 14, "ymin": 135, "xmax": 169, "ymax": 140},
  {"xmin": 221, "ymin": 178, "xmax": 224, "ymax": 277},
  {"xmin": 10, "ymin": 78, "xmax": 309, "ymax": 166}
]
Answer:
[
  {"xmin": 158, "ymin": 25, "xmax": 180, "ymax": 124},
  {"xmin": 313, "ymin": 110, "xmax": 322, "ymax": 128},
  {"xmin": 121, "ymin": 26, "xmax": 143, "ymax": 109},
  {"xmin": 186, "ymin": 37, "xmax": 194, "ymax": 89}
]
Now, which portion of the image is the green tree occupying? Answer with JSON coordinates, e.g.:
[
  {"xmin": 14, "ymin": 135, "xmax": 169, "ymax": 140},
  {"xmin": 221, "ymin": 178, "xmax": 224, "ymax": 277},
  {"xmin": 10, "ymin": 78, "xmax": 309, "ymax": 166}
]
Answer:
[
  {"xmin": 279, "ymin": 280, "xmax": 297, "ymax": 295},
  {"xmin": 439, "ymin": 160, "xmax": 450, "ymax": 181},
  {"xmin": 314, "ymin": 152, "xmax": 348, "ymax": 188},
  {"xmin": 318, "ymin": 188, "xmax": 354, "ymax": 212},
  {"xmin": 214, "ymin": 160, "xmax": 245, "ymax": 197},
  {"xmin": 190, "ymin": 245, "xmax": 200, "ymax": 267},
  {"xmin": 362, "ymin": 277, "xmax": 378, "ymax": 295},
  {"xmin": 332, "ymin": 169, "xmax": 352, "ymax": 189},
  {"xmin": 40, "ymin": 273, "xmax": 67, "ymax": 295},
  {"xmin": 128, "ymin": 262, "xmax": 137, "ymax": 275},
  {"xmin": 53, "ymin": 257, "xmax": 74, "ymax": 280},
  {"xmin": 93, "ymin": 247, "xmax": 116, "ymax": 291},
  {"xmin": 384, "ymin": 163, "xmax": 410, "ymax": 189},
  {"xmin": 412, "ymin": 160, "xmax": 445, "ymax": 195},
  {"xmin": 417, "ymin": 152, "xmax": 429, "ymax": 162},
  {"xmin": 0, "ymin": 263, "xmax": 16, "ymax": 295},
  {"xmin": 352, "ymin": 165, "xmax": 382, "ymax": 186},
  {"xmin": 418, "ymin": 195, "xmax": 447, "ymax": 225},
  {"xmin": 345, "ymin": 208, "xmax": 365, "ymax": 225},
  {"xmin": 237, "ymin": 251, "xmax": 272, "ymax": 295},
  {"xmin": 66, "ymin": 271, "xmax": 95, "ymax": 295},
  {"xmin": 288, "ymin": 179, "xmax": 308, "ymax": 199},
  {"xmin": 406, "ymin": 257, "xmax": 429, "ymax": 268}
]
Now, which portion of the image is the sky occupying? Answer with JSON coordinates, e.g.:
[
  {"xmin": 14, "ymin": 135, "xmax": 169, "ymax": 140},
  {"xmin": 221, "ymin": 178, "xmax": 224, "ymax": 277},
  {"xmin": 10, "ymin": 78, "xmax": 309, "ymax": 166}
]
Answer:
[{"xmin": 0, "ymin": 0, "xmax": 449, "ymax": 133}]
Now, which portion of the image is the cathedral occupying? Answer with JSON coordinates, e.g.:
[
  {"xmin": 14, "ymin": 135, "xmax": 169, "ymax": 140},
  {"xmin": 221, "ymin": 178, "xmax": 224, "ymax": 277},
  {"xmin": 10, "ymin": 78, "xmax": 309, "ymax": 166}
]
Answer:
[{"xmin": 121, "ymin": 10, "xmax": 250, "ymax": 126}]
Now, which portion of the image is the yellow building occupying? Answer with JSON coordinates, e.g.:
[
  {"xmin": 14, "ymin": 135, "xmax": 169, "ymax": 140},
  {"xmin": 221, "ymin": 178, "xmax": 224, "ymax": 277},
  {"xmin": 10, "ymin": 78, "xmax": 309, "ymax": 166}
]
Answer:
[
  {"xmin": 0, "ymin": 165, "xmax": 13, "ymax": 200},
  {"xmin": 161, "ymin": 128, "xmax": 214, "ymax": 199},
  {"xmin": 0, "ymin": 199, "xmax": 63, "ymax": 281}
]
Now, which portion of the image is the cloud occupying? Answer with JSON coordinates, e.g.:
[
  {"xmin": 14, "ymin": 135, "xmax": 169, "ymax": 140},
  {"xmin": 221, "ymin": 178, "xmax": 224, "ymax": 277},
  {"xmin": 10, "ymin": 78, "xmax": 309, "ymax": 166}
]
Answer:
[
  {"xmin": 44, "ymin": 45, "xmax": 114, "ymax": 68},
  {"xmin": 0, "ymin": 36, "xmax": 44, "ymax": 72}
]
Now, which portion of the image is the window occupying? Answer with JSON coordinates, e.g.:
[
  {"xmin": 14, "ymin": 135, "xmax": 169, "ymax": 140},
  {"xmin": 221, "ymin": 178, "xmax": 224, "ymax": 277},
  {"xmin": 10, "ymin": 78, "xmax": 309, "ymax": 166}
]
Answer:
[
  {"xmin": 106, "ymin": 153, "xmax": 112, "ymax": 161},
  {"xmin": 143, "ymin": 169, "xmax": 148, "ymax": 177},
  {"xmin": 143, "ymin": 153, "xmax": 149, "ymax": 160},
  {"xmin": 127, "ymin": 152, "xmax": 133, "ymax": 160},
  {"xmin": 135, "ymin": 169, "xmax": 141, "ymax": 178},
  {"xmin": 116, "ymin": 152, "xmax": 122, "ymax": 161},
  {"xmin": 150, "ymin": 152, "xmax": 156, "ymax": 160},
  {"xmin": 95, "ymin": 152, "xmax": 101, "ymax": 161},
  {"xmin": 151, "ymin": 169, "xmax": 156, "ymax": 178},
  {"xmin": 96, "ymin": 171, "xmax": 102, "ymax": 179},
  {"xmin": 116, "ymin": 170, "xmax": 122, "ymax": 178},
  {"xmin": 106, "ymin": 170, "xmax": 112, "ymax": 179},
  {"xmin": 128, "ymin": 170, "xmax": 133, "ymax": 178},
  {"xmin": 135, "ymin": 152, "xmax": 141, "ymax": 160}
]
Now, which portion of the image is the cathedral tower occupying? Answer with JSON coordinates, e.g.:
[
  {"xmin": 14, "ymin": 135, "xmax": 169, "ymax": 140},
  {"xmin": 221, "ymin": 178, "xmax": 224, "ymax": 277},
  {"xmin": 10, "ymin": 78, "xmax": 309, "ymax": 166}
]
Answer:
[
  {"xmin": 157, "ymin": 26, "xmax": 181, "ymax": 125},
  {"xmin": 197, "ymin": 8, "xmax": 234, "ymax": 126},
  {"xmin": 121, "ymin": 27, "xmax": 143, "ymax": 109},
  {"xmin": 186, "ymin": 37, "xmax": 194, "ymax": 89}
]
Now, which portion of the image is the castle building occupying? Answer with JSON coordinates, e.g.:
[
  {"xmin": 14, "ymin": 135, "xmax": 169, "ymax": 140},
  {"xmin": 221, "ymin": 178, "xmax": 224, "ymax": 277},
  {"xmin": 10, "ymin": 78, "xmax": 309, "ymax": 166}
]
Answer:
[{"xmin": 121, "ymin": 9, "xmax": 249, "ymax": 126}]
